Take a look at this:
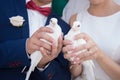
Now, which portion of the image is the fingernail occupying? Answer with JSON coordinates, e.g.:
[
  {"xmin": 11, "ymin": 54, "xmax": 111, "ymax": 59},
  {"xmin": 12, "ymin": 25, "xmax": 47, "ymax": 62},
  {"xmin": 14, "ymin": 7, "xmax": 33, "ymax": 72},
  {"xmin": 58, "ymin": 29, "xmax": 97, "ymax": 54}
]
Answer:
[
  {"xmin": 40, "ymin": 47, "xmax": 44, "ymax": 50},
  {"xmin": 76, "ymin": 57, "xmax": 80, "ymax": 60},
  {"xmin": 73, "ymin": 61, "xmax": 77, "ymax": 64},
  {"xmin": 71, "ymin": 46, "xmax": 75, "ymax": 50},
  {"xmin": 52, "ymin": 41, "xmax": 57, "ymax": 46}
]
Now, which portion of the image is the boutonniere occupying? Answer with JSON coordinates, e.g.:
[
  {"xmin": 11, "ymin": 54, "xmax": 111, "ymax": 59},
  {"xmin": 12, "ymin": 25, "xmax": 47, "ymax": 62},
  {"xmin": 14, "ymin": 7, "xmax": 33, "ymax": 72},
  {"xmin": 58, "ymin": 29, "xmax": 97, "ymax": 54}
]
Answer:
[{"xmin": 9, "ymin": 15, "xmax": 25, "ymax": 27}]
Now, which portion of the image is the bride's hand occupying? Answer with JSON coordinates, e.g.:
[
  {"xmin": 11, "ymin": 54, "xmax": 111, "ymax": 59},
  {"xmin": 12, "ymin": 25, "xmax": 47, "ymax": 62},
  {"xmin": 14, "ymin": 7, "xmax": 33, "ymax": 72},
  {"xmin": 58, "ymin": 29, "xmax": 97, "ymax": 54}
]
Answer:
[{"xmin": 72, "ymin": 32, "xmax": 104, "ymax": 63}]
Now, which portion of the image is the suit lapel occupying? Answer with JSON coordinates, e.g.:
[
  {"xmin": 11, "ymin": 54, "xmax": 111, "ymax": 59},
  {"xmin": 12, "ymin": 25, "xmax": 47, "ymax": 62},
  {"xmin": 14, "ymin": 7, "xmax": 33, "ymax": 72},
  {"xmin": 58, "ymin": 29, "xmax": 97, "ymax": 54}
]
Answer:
[
  {"xmin": 14, "ymin": 0, "xmax": 29, "ymax": 38},
  {"xmin": 45, "ymin": 10, "xmax": 57, "ymax": 26}
]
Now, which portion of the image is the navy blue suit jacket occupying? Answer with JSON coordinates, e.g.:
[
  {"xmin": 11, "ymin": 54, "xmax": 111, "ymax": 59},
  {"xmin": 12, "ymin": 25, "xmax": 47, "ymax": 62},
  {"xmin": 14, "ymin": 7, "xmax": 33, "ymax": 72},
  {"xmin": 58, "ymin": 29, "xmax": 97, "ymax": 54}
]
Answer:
[{"xmin": 0, "ymin": 0, "xmax": 71, "ymax": 80}]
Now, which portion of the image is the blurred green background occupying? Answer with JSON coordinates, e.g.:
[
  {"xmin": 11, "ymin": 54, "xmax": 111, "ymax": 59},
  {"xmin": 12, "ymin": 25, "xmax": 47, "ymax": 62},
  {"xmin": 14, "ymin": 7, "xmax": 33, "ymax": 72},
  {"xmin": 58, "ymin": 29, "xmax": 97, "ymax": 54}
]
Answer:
[{"xmin": 52, "ymin": 0, "xmax": 68, "ymax": 17}]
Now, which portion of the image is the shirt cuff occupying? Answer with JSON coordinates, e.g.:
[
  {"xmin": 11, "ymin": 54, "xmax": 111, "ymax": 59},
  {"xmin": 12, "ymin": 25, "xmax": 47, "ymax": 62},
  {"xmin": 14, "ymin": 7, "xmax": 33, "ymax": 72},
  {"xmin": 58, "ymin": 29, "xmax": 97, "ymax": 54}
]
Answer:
[{"xmin": 37, "ymin": 62, "xmax": 50, "ymax": 71}]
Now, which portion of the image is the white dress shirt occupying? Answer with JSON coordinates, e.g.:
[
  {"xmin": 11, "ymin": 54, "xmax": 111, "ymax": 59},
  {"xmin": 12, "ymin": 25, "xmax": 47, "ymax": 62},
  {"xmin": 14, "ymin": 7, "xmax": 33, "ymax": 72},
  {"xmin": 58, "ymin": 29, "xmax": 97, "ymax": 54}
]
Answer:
[{"xmin": 26, "ymin": 0, "xmax": 51, "ymax": 37}]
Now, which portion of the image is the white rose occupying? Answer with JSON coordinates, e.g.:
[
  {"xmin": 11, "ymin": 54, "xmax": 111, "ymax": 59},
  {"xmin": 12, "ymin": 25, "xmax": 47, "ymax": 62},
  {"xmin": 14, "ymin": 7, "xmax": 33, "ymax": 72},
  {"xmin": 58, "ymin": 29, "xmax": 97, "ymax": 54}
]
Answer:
[{"xmin": 9, "ymin": 15, "xmax": 25, "ymax": 27}]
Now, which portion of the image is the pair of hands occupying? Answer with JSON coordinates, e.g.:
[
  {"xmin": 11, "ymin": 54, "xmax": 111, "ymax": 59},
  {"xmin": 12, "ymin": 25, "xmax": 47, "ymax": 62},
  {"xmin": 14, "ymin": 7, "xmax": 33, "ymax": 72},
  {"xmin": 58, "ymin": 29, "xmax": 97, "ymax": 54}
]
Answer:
[
  {"xmin": 26, "ymin": 27, "xmax": 63, "ymax": 68},
  {"xmin": 62, "ymin": 32, "xmax": 103, "ymax": 65},
  {"xmin": 26, "ymin": 26, "xmax": 103, "ymax": 68}
]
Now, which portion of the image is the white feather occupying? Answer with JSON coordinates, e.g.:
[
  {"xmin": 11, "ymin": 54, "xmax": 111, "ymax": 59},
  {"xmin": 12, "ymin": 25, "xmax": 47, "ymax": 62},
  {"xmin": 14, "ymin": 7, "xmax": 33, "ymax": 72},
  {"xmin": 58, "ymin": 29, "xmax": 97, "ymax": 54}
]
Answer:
[
  {"xmin": 25, "ymin": 18, "xmax": 62, "ymax": 80},
  {"xmin": 65, "ymin": 21, "xmax": 95, "ymax": 80}
]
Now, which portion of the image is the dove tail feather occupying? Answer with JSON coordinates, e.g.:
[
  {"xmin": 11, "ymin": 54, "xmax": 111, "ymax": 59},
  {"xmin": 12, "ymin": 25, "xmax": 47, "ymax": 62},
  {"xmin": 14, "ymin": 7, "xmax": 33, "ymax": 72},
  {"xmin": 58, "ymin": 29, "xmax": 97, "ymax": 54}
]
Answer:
[
  {"xmin": 25, "ymin": 68, "xmax": 32, "ymax": 80},
  {"xmin": 83, "ymin": 61, "xmax": 95, "ymax": 80},
  {"xmin": 25, "ymin": 51, "xmax": 43, "ymax": 80}
]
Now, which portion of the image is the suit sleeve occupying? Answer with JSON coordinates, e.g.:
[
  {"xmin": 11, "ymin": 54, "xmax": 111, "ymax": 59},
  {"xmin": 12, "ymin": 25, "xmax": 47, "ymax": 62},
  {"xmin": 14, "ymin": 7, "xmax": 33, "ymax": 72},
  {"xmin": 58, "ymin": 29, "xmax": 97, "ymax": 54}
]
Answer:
[
  {"xmin": 0, "ymin": 39, "xmax": 30, "ymax": 68},
  {"xmin": 42, "ymin": 53, "xmax": 71, "ymax": 80}
]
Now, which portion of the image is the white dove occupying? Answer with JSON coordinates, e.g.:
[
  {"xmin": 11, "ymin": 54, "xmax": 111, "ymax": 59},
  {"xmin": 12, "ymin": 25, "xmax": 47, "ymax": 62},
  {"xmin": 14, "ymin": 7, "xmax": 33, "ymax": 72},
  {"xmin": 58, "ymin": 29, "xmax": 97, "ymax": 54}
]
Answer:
[
  {"xmin": 64, "ymin": 21, "xmax": 95, "ymax": 80},
  {"xmin": 25, "ymin": 18, "xmax": 62, "ymax": 80}
]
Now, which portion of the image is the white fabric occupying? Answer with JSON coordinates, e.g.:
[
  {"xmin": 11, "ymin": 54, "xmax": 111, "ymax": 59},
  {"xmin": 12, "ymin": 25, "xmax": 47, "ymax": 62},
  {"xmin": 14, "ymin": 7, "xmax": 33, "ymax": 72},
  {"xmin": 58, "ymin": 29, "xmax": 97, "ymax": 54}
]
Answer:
[
  {"xmin": 26, "ymin": 0, "xmax": 51, "ymax": 37},
  {"xmin": 62, "ymin": 0, "xmax": 89, "ymax": 23},
  {"xmin": 62, "ymin": 0, "xmax": 120, "ymax": 23},
  {"xmin": 74, "ymin": 10, "xmax": 120, "ymax": 80},
  {"xmin": 114, "ymin": 0, "xmax": 120, "ymax": 5},
  {"xmin": 28, "ymin": 10, "xmax": 47, "ymax": 37}
]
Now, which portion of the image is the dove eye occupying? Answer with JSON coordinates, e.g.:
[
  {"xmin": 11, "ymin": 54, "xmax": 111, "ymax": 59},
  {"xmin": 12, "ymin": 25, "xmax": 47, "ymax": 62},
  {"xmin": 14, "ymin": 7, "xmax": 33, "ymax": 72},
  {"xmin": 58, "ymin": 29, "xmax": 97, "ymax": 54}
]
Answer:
[
  {"xmin": 77, "ymin": 25, "xmax": 80, "ymax": 27},
  {"xmin": 50, "ymin": 20, "xmax": 52, "ymax": 23}
]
